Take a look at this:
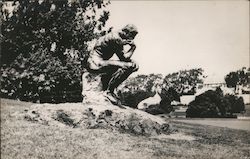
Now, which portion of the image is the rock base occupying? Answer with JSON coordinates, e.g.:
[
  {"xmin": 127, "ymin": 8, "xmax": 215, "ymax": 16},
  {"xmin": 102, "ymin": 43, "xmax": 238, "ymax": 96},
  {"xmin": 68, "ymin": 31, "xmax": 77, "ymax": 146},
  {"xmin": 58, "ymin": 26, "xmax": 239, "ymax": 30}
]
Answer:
[
  {"xmin": 22, "ymin": 102, "xmax": 171, "ymax": 136},
  {"xmin": 82, "ymin": 72, "xmax": 109, "ymax": 104}
]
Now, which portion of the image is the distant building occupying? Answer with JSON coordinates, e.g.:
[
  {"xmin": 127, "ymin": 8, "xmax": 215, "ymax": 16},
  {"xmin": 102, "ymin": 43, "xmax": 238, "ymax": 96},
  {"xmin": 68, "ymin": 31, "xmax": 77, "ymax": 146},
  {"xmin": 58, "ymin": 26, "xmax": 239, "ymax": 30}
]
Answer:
[{"xmin": 202, "ymin": 82, "xmax": 227, "ymax": 88}]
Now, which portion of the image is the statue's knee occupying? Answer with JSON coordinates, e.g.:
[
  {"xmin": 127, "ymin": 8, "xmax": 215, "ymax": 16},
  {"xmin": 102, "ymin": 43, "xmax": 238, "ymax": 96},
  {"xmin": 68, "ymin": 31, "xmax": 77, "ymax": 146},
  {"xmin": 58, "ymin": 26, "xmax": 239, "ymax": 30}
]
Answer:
[
  {"xmin": 135, "ymin": 63, "xmax": 139, "ymax": 71},
  {"xmin": 131, "ymin": 62, "xmax": 139, "ymax": 72},
  {"xmin": 87, "ymin": 59, "xmax": 104, "ymax": 71}
]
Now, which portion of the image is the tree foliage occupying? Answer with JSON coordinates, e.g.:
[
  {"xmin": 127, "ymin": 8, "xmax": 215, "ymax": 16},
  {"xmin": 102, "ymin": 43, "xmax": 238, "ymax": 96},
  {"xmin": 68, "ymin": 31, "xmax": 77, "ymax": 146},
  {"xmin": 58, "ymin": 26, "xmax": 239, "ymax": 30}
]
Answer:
[
  {"xmin": 1, "ymin": 48, "xmax": 83, "ymax": 102},
  {"xmin": 225, "ymin": 67, "xmax": 249, "ymax": 89},
  {"xmin": 164, "ymin": 68, "xmax": 204, "ymax": 95},
  {"xmin": 118, "ymin": 68, "xmax": 204, "ymax": 107},
  {"xmin": 1, "ymin": 0, "xmax": 110, "ymax": 65},
  {"xmin": 1, "ymin": 0, "xmax": 110, "ymax": 102}
]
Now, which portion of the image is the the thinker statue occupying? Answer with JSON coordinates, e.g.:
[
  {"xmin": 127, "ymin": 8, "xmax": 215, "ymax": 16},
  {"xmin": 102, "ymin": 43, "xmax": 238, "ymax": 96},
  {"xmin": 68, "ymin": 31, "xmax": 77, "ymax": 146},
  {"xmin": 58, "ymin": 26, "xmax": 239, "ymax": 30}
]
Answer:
[{"xmin": 85, "ymin": 24, "xmax": 139, "ymax": 105}]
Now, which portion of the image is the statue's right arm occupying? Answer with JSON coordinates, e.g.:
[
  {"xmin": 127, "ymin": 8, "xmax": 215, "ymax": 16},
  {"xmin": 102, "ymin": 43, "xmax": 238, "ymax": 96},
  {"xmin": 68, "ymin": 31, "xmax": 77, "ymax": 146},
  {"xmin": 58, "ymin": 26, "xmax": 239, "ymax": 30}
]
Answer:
[{"xmin": 103, "ymin": 60, "xmax": 132, "ymax": 69}]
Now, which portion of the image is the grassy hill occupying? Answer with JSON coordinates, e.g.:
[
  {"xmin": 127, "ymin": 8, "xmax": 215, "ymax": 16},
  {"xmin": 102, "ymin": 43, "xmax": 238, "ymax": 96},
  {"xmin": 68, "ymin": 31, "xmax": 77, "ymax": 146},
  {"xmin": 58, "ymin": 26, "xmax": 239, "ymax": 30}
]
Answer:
[{"xmin": 1, "ymin": 99, "xmax": 250, "ymax": 159}]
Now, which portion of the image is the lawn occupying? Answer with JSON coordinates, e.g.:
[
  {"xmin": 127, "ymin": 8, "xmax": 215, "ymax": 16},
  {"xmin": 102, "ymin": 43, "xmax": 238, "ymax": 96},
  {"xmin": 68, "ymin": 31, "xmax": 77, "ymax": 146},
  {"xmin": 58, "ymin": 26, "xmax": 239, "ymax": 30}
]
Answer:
[{"xmin": 1, "ymin": 98, "xmax": 250, "ymax": 159}]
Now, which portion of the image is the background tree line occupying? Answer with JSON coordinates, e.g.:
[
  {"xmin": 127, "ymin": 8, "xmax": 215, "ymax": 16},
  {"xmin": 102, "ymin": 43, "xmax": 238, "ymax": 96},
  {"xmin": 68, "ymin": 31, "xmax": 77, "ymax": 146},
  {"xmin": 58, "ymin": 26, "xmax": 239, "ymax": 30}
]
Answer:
[{"xmin": 118, "ymin": 68, "xmax": 205, "ymax": 107}]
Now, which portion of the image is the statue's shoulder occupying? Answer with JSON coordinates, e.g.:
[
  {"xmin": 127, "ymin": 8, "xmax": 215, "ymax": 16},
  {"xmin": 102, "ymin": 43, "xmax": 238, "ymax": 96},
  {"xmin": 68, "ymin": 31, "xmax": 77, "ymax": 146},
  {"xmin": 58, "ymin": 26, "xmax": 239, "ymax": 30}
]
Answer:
[
  {"xmin": 95, "ymin": 32, "xmax": 118, "ymax": 44},
  {"xmin": 103, "ymin": 32, "xmax": 122, "ymax": 42}
]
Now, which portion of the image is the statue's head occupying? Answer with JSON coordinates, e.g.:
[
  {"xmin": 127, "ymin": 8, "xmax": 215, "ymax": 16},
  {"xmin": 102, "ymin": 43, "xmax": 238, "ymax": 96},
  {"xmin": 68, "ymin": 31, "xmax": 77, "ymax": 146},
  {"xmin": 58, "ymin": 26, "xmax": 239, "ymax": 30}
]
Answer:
[{"xmin": 120, "ymin": 24, "xmax": 138, "ymax": 40}]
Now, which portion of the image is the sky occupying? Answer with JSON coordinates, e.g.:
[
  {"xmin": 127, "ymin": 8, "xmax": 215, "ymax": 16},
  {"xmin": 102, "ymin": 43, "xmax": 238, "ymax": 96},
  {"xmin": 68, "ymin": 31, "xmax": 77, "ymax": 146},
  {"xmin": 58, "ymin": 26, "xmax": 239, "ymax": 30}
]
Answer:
[{"xmin": 106, "ymin": 1, "xmax": 249, "ymax": 83}]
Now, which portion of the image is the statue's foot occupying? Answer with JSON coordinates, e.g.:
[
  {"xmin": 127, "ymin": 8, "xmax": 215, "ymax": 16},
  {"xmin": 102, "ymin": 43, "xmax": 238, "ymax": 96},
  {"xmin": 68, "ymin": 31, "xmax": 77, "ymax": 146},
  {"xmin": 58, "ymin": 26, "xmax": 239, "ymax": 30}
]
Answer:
[
  {"xmin": 103, "ymin": 91, "xmax": 118, "ymax": 104},
  {"xmin": 115, "ymin": 100, "xmax": 126, "ymax": 109},
  {"xmin": 103, "ymin": 91, "xmax": 125, "ymax": 109}
]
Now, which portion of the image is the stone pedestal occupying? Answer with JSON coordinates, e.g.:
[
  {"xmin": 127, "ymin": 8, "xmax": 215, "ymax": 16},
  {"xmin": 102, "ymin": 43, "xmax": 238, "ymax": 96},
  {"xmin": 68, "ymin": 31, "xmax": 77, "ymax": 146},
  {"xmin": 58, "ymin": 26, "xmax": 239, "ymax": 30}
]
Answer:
[{"xmin": 81, "ymin": 72, "xmax": 109, "ymax": 104}]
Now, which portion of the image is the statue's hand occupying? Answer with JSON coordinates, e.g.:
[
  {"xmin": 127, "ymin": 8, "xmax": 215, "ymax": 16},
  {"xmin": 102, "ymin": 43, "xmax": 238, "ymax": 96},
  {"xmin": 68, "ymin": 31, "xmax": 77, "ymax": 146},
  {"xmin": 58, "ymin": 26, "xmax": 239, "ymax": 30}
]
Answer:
[
  {"xmin": 123, "ymin": 61, "xmax": 139, "ymax": 71},
  {"xmin": 124, "ymin": 40, "xmax": 136, "ymax": 54},
  {"xmin": 123, "ymin": 40, "xmax": 135, "ymax": 46},
  {"xmin": 130, "ymin": 60, "xmax": 139, "ymax": 70}
]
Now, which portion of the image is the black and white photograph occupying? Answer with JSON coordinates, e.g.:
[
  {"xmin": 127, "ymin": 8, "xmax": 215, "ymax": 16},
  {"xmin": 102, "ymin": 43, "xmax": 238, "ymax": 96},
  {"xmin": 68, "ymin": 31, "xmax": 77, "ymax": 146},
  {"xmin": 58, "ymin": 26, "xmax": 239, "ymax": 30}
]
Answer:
[{"xmin": 1, "ymin": 0, "xmax": 250, "ymax": 158}]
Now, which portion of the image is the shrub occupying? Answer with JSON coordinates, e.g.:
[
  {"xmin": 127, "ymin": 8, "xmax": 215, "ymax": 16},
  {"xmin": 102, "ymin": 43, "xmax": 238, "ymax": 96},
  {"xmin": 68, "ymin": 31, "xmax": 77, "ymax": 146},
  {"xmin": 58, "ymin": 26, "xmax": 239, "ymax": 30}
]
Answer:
[
  {"xmin": 0, "ymin": 49, "xmax": 83, "ymax": 103},
  {"xmin": 119, "ymin": 90, "xmax": 154, "ymax": 108},
  {"xmin": 224, "ymin": 95, "xmax": 245, "ymax": 114},
  {"xmin": 186, "ymin": 88, "xmax": 245, "ymax": 118}
]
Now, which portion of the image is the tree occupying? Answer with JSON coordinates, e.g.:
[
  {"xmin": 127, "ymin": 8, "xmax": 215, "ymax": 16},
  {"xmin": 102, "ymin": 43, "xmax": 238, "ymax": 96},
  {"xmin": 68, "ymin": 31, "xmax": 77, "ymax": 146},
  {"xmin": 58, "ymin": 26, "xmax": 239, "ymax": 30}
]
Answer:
[
  {"xmin": 225, "ymin": 72, "xmax": 239, "ymax": 90},
  {"xmin": 1, "ymin": 0, "xmax": 111, "ymax": 102},
  {"xmin": 225, "ymin": 67, "xmax": 249, "ymax": 90},
  {"xmin": 1, "ymin": 0, "xmax": 110, "ymax": 65},
  {"xmin": 118, "ymin": 74, "xmax": 165, "ymax": 107},
  {"xmin": 164, "ymin": 68, "xmax": 204, "ymax": 95},
  {"xmin": 118, "ymin": 68, "xmax": 204, "ymax": 108}
]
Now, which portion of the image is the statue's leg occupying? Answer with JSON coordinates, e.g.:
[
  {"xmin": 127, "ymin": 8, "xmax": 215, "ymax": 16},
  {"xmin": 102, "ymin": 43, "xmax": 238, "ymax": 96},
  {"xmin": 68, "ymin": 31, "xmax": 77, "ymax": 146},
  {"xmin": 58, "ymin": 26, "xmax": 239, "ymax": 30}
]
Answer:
[
  {"xmin": 107, "ymin": 66, "xmax": 138, "ymax": 93},
  {"xmin": 101, "ymin": 67, "xmax": 119, "ymax": 91},
  {"xmin": 87, "ymin": 57, "xmax": 138, "ymax": 105},
  {"xmin": 99, "ymin": 65, "xmax": 137, "ymax": 105},
  {"xmin": 101, "ymin": 68, "xmax": 133, "ymax": 106},
  {"xmin": 89, "ymin": 66, "xmax": 120, "ymax": 104},
  {"xmin": 93, "ymin": 60, "xmax": 138, "ymax": 92}
]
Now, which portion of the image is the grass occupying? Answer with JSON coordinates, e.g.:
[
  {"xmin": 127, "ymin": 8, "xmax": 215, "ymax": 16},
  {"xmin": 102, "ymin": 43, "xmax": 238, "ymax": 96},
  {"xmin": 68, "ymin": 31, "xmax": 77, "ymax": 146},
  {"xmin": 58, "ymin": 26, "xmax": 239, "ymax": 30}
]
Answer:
[{"xmin": 1, "ymin": 98, "xmax": 250, "ymax": 159}]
